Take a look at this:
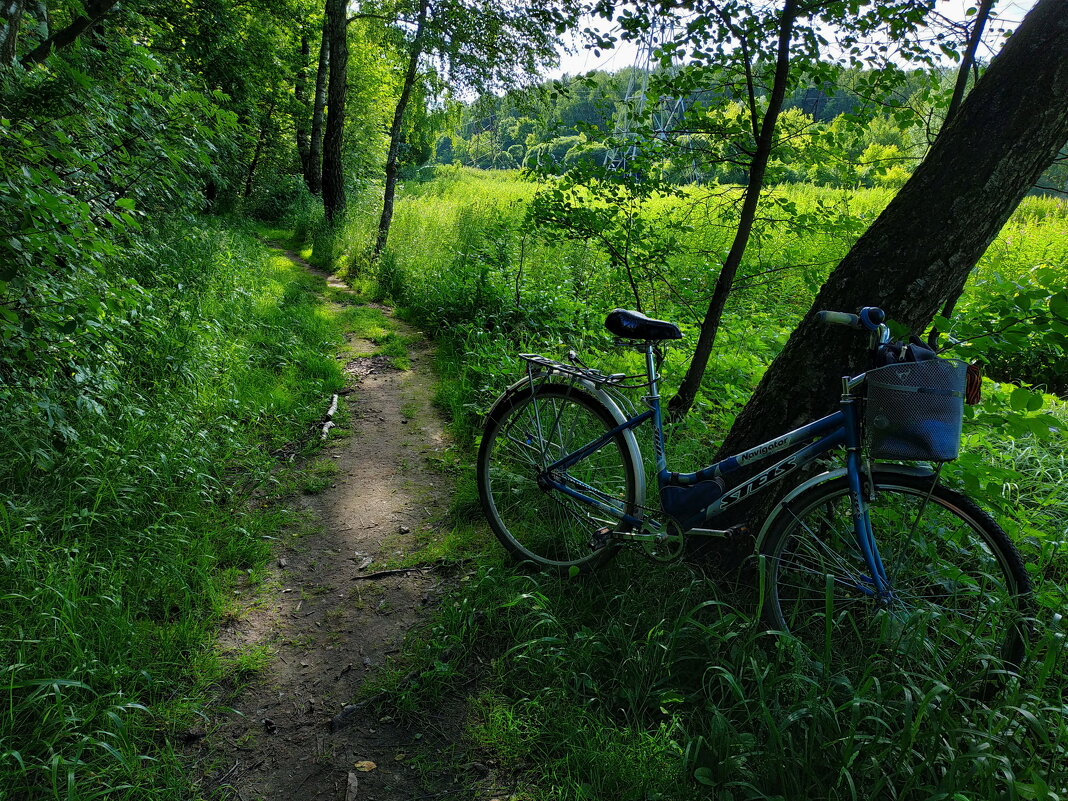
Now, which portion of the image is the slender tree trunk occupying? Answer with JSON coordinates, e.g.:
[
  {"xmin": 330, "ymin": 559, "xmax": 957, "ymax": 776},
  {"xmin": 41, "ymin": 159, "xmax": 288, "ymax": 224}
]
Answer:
[
  {"xmin": 932, "ymin": 0, "xmax": 996, "ymax": 328},
  {"xmin": 667, "ymin": 0, "xmax": 800, "ymax": 421},
  {"xmin": 944, "ymin": 0, "xmax": 996, "ymax": 131},
  {"xmin": 244, "ymin": 98, "xmax": 276, "ymax": 198},
  {"xmin": 716, "ymin": 0, "xmax": 1068, "ymax": 476},
  {"xmin": 295, "ymin": 32, "xmax": 312, "ymax": 186},
  {"xmin": 1, "ymin": 0, "xmax": 25, "ymax": 64},
  {"xmin": 372, "ymin": 0, "xmax": 429, "ymax": 260},
  {"xmin": 321, "ymin": 0, "xmax": 349, "ymax": 221},
  {"xmin": 308, "ymin": 23, "xmax": 329, "ymax": 196},
  {"xmin": 20, "ymin": 0, "xmax": 118, "ymax": 65}
]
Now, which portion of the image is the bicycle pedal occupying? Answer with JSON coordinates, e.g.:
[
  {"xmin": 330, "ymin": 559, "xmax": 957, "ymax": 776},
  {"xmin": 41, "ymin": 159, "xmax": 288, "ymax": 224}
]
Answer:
[
  {"xmin": 725, "ymin": 524, "xmax": 751, "ymax": 540},
  {"xmin": 589, "ymin": 527, "xmax": 614, "ymax": 549}
]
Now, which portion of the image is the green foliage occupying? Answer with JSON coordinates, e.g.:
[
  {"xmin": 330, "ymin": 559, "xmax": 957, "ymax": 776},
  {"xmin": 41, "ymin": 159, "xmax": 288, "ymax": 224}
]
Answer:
[
  {"xmin": 0, "ymin": 220, "xmax": 349, "ymax": 797},
  {"xmin": 0, "ymin": 41, "xmax": 236, "ymax": 388},
  {"xmin": 348, "ymin": 176, "xmax": 1067, "ymax": 801},
  {"xmin": 391, "ymin": 559, "xmax": 1068, "ymax": 800}
]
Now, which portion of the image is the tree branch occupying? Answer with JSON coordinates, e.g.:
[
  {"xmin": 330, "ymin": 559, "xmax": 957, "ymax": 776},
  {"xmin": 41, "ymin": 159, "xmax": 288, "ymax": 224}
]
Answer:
[{"xmin": 20, "ymin": 0, "xmax": 118, "ymax": 65}]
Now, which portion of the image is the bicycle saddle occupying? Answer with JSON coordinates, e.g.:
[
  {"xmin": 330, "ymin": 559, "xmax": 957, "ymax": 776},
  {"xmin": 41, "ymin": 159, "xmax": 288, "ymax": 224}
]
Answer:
[{"xmin": 605, "ymin": 309, "xmax": 683, "ymax": 340}]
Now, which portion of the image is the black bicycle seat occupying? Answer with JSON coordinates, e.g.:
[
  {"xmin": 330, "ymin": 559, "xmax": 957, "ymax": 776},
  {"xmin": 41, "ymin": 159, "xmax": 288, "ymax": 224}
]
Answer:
[{"xmin": 605, "ymin": 309, "xmax": 683, "ymax": 341}]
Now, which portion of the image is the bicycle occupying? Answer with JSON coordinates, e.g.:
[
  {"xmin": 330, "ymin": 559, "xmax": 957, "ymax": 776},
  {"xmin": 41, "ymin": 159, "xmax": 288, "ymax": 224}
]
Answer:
[{"xmin": 476, "ymin": 306, "xmax": 1033, "ymax": 680}]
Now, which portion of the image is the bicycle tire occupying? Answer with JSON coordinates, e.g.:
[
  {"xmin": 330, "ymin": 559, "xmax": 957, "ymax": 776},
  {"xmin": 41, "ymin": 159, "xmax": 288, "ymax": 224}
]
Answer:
[
  {"xmin": 761, "ymin": 471, "xmax": 1032, "ymax": 685},
  {"xmin": 477, "ymin": 381, "xmax": 638, "ymax": 574}
]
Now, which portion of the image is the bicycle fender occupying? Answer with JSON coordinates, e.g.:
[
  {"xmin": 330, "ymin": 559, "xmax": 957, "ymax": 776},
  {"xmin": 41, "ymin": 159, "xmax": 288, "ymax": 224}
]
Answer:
[
  {"xmin": 484, "ymin": 377, "xmax": 647, "ymax": 510},
  {"xmin": 755, "ymin": 463, "xmax": 936, "ymax": 549}
]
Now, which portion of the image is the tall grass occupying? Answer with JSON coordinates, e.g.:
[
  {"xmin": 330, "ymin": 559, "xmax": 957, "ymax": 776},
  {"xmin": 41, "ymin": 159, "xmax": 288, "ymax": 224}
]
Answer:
[
  {"xmin": 294, "ymin": 168, "xmax": 1068, "ymax": 799},
  {"xmin": 0, "ymin": 219, "xmax": 348, "ymax": 799}
]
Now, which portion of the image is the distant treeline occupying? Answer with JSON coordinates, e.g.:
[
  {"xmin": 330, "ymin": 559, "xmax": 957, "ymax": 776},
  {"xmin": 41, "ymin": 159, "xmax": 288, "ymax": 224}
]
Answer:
[{"xmin": 426, "ymin": 65, "xmax": 1068, "ymax": 193}]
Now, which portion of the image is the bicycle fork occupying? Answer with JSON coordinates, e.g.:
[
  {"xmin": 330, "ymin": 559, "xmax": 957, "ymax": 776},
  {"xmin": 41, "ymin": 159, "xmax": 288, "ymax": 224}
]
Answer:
[{"xmin": 842, "ymin": 377, "xmax": 892, "ymax": 602}]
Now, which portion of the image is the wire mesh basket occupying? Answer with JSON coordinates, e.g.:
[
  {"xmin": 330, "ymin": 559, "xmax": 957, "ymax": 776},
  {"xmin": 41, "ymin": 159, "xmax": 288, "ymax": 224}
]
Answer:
[{"xmin": 865, "ymin": 358, "xmax": 967, "ymax": 461}]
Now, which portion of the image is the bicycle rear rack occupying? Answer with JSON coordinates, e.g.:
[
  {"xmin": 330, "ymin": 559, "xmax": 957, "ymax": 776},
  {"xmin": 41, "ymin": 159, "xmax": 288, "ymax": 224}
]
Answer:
[{"xmin": 519, "ymin": 354, "xmax": 629, "ymax": 387}]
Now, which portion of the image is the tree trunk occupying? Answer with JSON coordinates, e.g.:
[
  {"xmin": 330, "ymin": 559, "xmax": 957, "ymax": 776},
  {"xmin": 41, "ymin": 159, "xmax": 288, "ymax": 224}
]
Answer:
[
  {"xmin": 931, "ymin": 0, "xmax": 996, "ymax": 330},
  {"xmin": 321, "ymin": 0, "xmax": 348, "ymax": 221},
  {"xmin": 666, "ymin": 0, "xmax": 799, "ymax": 421},
  {"xmin": 20, "ymin": 0, "xmax": 117, "ymax": 65},
  {"xmin": 308, "ymin": 23, "xmax": 329, "ymax": 196},
  {"xmin": 716, "ymin": 0, "xmax": 1068, "ymax": 474},
  {"xmin": 295, "ymin": 32, "xmax": 312, "ymax": 186},
  {"xmin": 244, "ymin": 98, "xmax": 276, "ymax": 198},
  {"xmin": 944, "ymin": 0, "xmax": 996, "ymax": 130},
  {"xmin": 1, "ymin": 0, "xmax": 25, "ymax": 64},
  {"xmin": 372, "ymin": 0, "xmax": 429, "ymax": 260}
]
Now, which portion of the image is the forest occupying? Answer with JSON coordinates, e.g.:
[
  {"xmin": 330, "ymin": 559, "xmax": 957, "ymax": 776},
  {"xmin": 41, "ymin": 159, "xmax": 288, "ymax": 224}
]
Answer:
[{"xmin": 1, "ymin": 0, "xmax": 1067, "ymax": 798}]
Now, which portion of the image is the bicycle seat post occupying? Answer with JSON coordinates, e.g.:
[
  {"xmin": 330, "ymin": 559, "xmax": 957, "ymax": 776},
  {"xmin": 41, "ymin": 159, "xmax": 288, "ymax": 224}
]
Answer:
[{"xmin": 643, "ymin": 342, "xmax": 668, "ymax": 475}]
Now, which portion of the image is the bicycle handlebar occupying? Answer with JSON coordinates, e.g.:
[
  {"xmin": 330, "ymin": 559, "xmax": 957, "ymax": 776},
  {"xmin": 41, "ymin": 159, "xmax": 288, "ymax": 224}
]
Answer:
[{"xmin": 817, "ymin": 306, "xmax": 885, "ymax": 332}]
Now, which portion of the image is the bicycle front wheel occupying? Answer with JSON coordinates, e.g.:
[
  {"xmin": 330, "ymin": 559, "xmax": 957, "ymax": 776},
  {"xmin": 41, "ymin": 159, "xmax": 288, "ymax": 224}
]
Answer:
[
  {"xmin": 761, "ymin": 472, "xmax": 1031, "ymax": 685},
  {"xmin": 477, "ymin": 382, "xmax": 638, "ymax": 574}
]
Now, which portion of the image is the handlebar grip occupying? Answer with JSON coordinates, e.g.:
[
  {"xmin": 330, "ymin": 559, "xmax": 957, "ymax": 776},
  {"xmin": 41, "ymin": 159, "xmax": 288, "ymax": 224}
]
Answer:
[
  {"xmin": 817, "ymin": 310, "xmax": 861, "ymax": 328},
  {"xmin": 817, "ymin": 307, "xmax": 886, "ymax": 332},
  {"xmin": 858, "ymin": 307, "xmax": 886, "ymax": 329}
]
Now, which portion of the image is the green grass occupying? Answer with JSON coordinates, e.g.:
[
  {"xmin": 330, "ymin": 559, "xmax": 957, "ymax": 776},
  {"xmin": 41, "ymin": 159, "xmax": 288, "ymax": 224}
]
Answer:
[
  {"xmin": 0, "ymin": 218, "xmax": 355, "ymax": 799},
  {"xmin": 283, "ymin": 170, "xmax": 1068, "ymax": 800}
]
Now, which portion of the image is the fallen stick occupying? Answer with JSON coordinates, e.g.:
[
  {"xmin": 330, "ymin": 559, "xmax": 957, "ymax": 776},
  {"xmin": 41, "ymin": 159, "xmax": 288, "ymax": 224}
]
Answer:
[
  {"xmin": 321, "ymin": 393, "xmax": 339, "ymax": 440},
  {"xmin": 351, "ymin": 563, "xmax": 442, "ymax": 581}
]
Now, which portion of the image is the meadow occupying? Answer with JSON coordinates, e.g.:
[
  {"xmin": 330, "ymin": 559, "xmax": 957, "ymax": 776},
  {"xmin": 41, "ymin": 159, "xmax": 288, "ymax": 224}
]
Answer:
[{"xmin": 308, "ymin": 166, "xmax": 1068, "ymax": 800}]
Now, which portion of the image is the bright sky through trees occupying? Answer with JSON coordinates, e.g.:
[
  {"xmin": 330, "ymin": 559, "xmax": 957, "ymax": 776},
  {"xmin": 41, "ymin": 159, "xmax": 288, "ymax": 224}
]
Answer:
[{"xmin": 551, "ymin": 0, "xmax": 1038, "ymax": 78}]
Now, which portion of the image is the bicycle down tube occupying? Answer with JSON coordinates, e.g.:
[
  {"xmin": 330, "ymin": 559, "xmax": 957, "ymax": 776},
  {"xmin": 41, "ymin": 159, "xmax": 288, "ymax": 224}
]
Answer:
[{"xmin": 532, "ymin": 343, "xmax": 892, "ymax": 599}]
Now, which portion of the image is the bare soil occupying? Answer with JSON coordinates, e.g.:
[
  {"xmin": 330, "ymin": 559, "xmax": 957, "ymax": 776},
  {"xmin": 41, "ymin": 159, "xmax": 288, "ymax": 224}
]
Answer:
[{"xmin": 193, "ymin": 250, "xmax": 464, "ymax": 801}]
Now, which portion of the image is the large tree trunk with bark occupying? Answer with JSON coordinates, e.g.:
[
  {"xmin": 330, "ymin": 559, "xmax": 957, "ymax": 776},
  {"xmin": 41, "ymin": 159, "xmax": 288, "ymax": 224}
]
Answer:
[
  {"xmin": 716, "ymin": 0, "xmax": 1068, "ymax": 474},
  {"xmin": 667, "ymin": 0, "xmax": 799, "ymax": 421},
  {"xmin": 295, "ymin": 32, "xmax": 312, "ymax": 187},
  {"xmin": 321, "ymin": 0, "xmax": 348, "ymax": 221},
  {"xmin": 308, "ymin": 23, "xmax": 329, "ymax": 196},
  {"xmin": 372, "ymin": 0, "xmax": 429, "ymax": 260}
]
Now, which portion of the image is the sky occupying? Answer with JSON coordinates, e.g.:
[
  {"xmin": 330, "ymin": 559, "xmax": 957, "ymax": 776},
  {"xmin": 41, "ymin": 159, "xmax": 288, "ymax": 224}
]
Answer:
[{"xmin": 549, "ymin": 0, "xmax": 1039, "ymax": 79}]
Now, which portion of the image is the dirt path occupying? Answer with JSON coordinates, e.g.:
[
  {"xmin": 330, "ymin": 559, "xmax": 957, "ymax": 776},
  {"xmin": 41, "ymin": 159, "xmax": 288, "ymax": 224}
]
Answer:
[{"xmin": 197, "ymin": 249, "xmax": 457, "ymax": 800}]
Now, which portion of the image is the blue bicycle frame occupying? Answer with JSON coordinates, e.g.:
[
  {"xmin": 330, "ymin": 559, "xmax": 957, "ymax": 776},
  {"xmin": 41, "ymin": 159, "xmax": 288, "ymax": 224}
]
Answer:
[{"xmin": 536, "ymin": 343, "xmax": 893, "ymax": 599}]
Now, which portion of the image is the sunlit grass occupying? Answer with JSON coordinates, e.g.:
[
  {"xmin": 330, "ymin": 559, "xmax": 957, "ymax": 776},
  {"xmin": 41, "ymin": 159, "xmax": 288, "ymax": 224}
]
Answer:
[
  {"xmin": 288, "ymin": 170, "xmax": 1068, "ymax": 800},
  {"xmin": 0, "ymin": 219, "xmax": 352, "ymax": 798}
]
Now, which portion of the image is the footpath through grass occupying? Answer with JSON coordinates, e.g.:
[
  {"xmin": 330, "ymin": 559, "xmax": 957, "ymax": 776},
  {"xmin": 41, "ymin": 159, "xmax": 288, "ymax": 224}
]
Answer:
[
  {"xmin": 295, "ymin": 170, "xmax": 1068, "ymax": 800},
  {"xmin": 0, "ymin": 220, "xmax": 355, "ymax": 799}
]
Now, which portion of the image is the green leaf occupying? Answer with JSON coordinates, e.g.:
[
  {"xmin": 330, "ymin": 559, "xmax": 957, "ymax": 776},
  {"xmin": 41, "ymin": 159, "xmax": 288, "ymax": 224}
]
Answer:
[
  {"xmin": 1050, "ymin": 291, "xmax": 1068, "ymax": 322},
  {"xmin": 568, "ymin": 565, "xmax": 580, "ymax": 579},
  {"xmin": 1027, "ymin": 417, "xmax": 1051, "ymax": 438},
  {"xmin": 1026, "ymin": 391, "xmax": 1045, "ymax": 412},
  {"xmin": 1009, "ymin": 387, "xmax": 1031, "ymax": 411},
  {"xmin": 694, "ymin": 767, "xmax": 716, "ymax": 786},
  {"xmin": 116, "ymin": 198, "xmax": 136, "ymax": 210}
]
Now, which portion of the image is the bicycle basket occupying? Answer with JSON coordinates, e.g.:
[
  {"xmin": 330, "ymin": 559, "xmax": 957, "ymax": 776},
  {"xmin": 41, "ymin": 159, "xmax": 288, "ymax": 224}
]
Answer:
[{"xmin": 864, "ymin": 358, "xmax": 967, "ymax": 461}]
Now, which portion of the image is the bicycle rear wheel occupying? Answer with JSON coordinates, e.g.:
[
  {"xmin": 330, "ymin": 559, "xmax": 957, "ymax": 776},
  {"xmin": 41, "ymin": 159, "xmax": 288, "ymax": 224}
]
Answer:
[
  {"xmin": 477, "ymin": 382, "xmax": 637, "ymax": 574},
  {"xmin": 761, "ymin": 472, "xmax": 1031, "ymax": 687}
]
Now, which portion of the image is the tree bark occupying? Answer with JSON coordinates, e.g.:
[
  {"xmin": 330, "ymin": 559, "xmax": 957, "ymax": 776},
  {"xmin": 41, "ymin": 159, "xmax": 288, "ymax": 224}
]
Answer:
[
  {"xmin": 321, "ymin": 0, "xmax": 349, "ymax": 221},
  {"xmin": 20, "ymin": 0, "xmax": 118, "ymax": 65},
  {"xmin": 1, "ymin": 0, "xmax": 25, "ymax": 65},
  {"xmin": 372, "ymin": 0, "xmax": 430, "ymax": 260},
  {"xmin": 295, "ymin": 31, "xmax": 312, "ymax": 187},
  {"xmin": 716, "ymin": 0, "xmax": 1068, "ymax": 473},
  {"xmin": 944, "ymin": 0, "xmax": 995, "ymax": 128},
  {"xmin": 931, "ymin": 0, "xmax": 996, "ymax": 331},
  {"xmin": 667, "ymin": 0, "xmax": 799, "ymax": 421},
  {"xmin": 308, "ymin": 23, "xmax": 329, "ymax": 196},
  {"xmin": 244, "ymin": 97, "xmax": 276, "ymax": 198}
]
